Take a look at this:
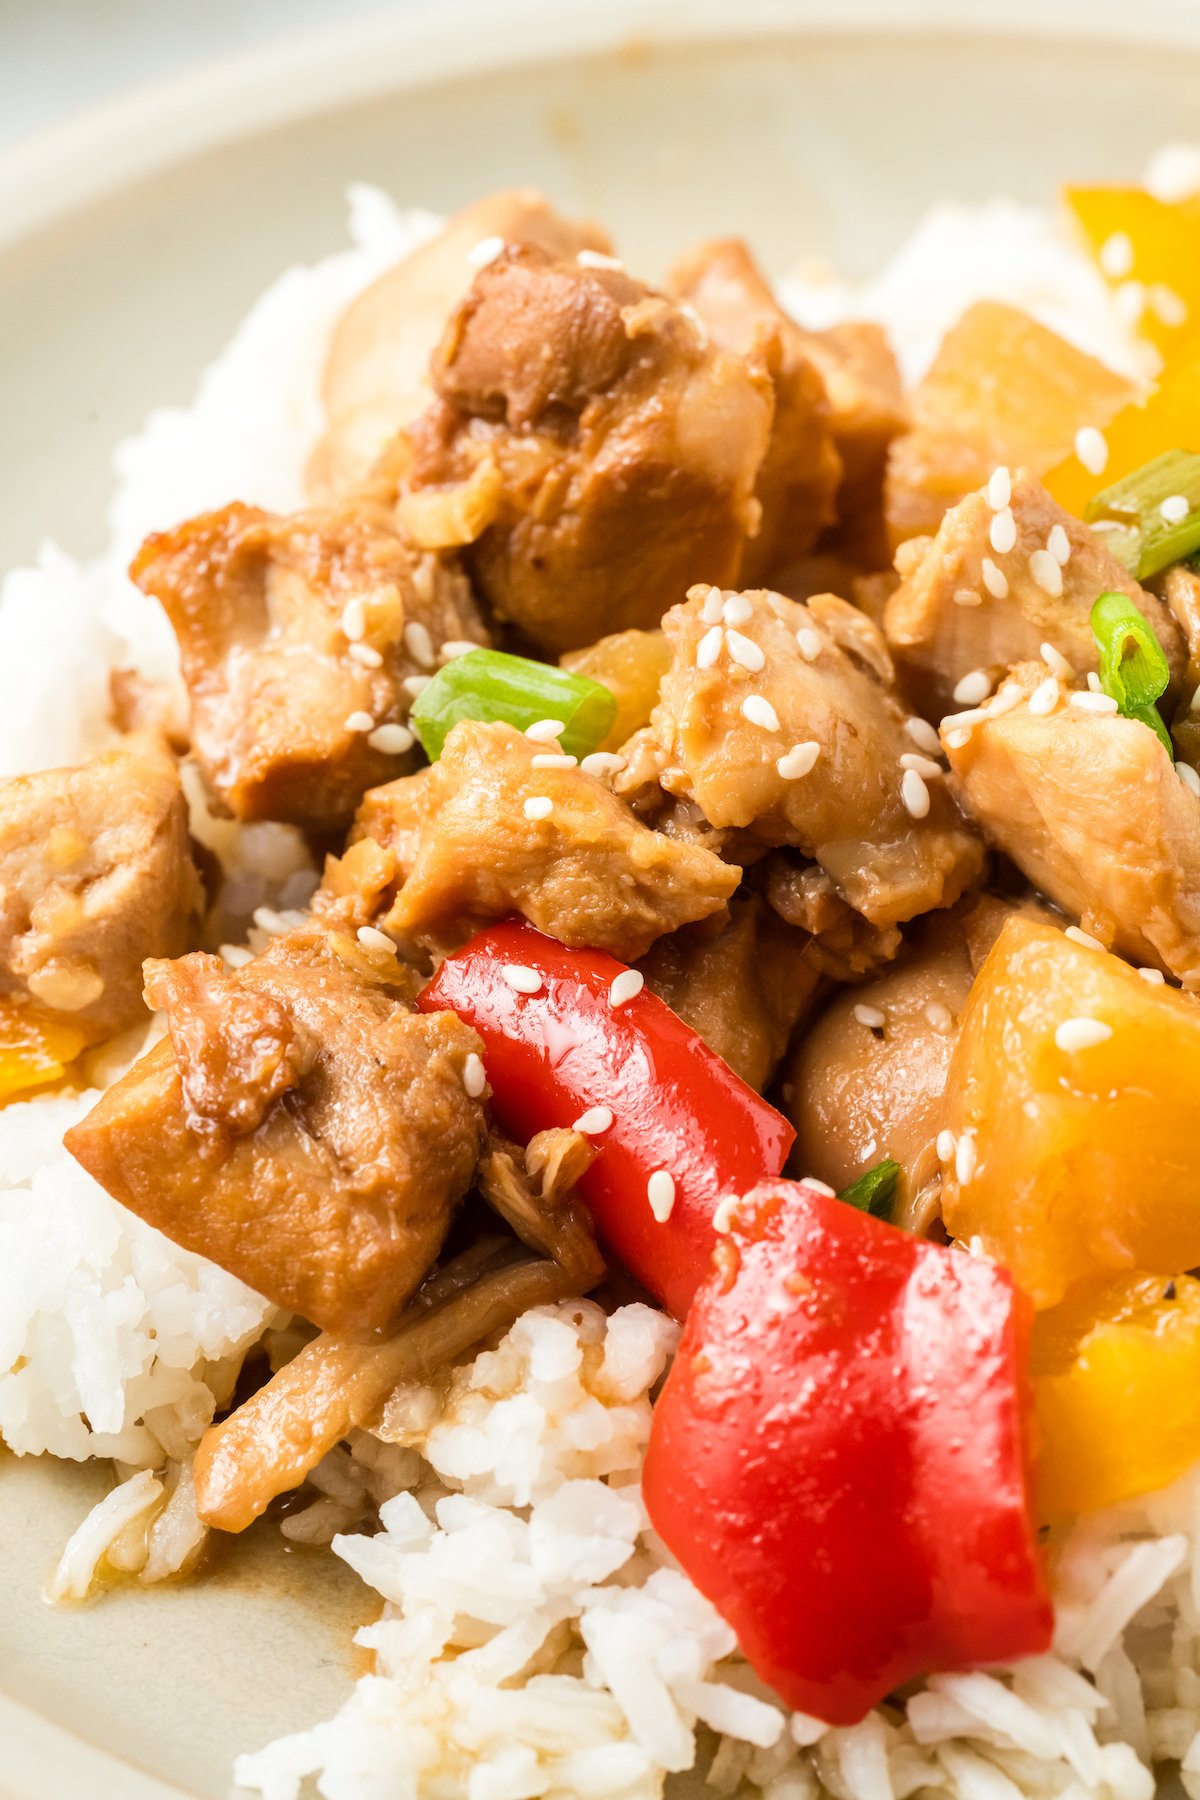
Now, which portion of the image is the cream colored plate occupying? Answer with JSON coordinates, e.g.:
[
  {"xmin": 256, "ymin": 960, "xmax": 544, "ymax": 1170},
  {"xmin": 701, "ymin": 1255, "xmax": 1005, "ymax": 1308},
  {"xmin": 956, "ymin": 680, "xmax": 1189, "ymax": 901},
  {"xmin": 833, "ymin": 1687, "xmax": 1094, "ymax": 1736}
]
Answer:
[{"xmin": 4, "ymin": 2, "xmax": 1200, "ymax": 1793}]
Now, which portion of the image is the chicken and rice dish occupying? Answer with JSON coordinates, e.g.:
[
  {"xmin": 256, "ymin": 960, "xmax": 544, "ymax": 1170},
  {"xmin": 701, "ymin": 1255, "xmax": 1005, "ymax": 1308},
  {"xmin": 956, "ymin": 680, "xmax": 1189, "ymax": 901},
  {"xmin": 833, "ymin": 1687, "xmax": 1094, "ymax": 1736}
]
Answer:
[{"xmin": 7, "ymin": 159, "xmax": 1200, "ymax": 1800}]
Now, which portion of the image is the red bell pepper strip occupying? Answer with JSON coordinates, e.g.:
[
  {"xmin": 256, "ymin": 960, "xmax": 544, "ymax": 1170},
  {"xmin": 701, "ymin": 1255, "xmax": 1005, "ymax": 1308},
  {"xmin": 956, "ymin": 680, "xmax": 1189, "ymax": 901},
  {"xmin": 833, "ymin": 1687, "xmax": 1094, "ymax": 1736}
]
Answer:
[
  {"xmin": 642, "ymin": 1179, "xmax": 1053, "ymax": 1724},
  {"xmin": 417, "ymin": 919, "xmax": 794, "ymax": 1319}
]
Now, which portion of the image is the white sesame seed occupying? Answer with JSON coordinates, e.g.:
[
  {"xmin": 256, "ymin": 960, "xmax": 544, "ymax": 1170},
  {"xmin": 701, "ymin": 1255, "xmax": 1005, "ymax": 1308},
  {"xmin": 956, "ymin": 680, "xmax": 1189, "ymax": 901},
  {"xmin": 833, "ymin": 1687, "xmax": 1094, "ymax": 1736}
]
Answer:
[
  {"xmin": 526, "ymin": 718, "xmax": 566, "ymax": 743},
  {"xmin": 349, "ymin": 641, "xmax": 383, "ymax": 668},
  {"xmin": 955, "ymin": 1132, "xmax": 977, "ymax": 1185},
  {"xmin": 404, "ymin": 620, "xmax": 435, "ymax": 669},
  {"xmin": 1087, "ymin": 671, "xmax": 1103, "ymax": 692},
  {"xmin": 523, "ymin": 796, "xmax": 554, "ymax": 821},
  {"xmin": 466, "ymin": 234, "xmax": 505, "ymax": 267},
  {"xmin": 981, "ymin": 557, "xmax": 1009, "ymax": 600},
  {"xmin": 936, "ymin": 1130, "xmax": 956, "ymax": 1163},
  {"xmin": 777, "ymin": 741, "xmax": 821, "ymax": 780},
  {"xmin": 1040, "ymin": 641, "xmax": 1075, "ymax": 680},
  {"xmin": 944, "ymin": 729, "xmax": 971, "ymax": 750},
  {"xmin": 463, "ymin": 1053, "xmax": 486, "ymax": 1098},
  {"xmin": 713, "ymin": 1194, "xmax": 740, "ymax": 1235},
  {"xmin": 580, "ymin": 751, "xmax": 626, "ymax": 778},
  {"xmin": 986, "ymin": 466, "xmax": 1012, "ymax": 511},
  {"xmin": 939, "ymin": 706, "xmax": 990, "ymax": 733},
  {"xmin": 609, "ymin": 969, "xmax": 644, "ymax": 1008},
  {"xmin": 1178, "ymin": 761, "xmax": 1200, "ymax": 797},
  {"xmin": 953, "ymin": 587, "xmax": 982, "ymax": 607},
  {"xmin": 741, "ymin": 694, "xmax": 780, "ymax": 732},
  {"xmin": 218, "ymin": 943, "xmax": 255, "ymax": 969},
  {"xmin": 368, "ymin": 723, "xmax": 415, "ymax": 755},
  {"xmin": 1065, "ymin": 925, "xmax": 1106, "ymax": 952},
  {"xmin": 647, "ymin": 1169, "xmax": 676, "ymax": 1222},
  {"xmin": 986, "ymin": 683, "xmax": 1025, "ymax": 719},
  {"xmin": 700, "ymin": 586, "xmax": 725, "ymax": 625},
  {"xmin": 576, "ymin": 248, "xmax": 624, "ymax": 270},
  {"xmin": 796, "ymin": 625, "xmax": 823, "ymax": 661},
  {"xmin": 402, "ymin": 674, "xmax": 431, "ymax": 698},
  {"xmin": 357, "ymin": 925, "xmax": 397, "ymax": 955},
  {"xmin": 953, "ymin": 669, "xmax": 993, "ymax": 706},
  {"xmin": 1048, "ymin": 524, "xmax": 1072, "ymax": 566},
  {"xmin": 905, "ymin": 717, "xmax": 941, "ymax": 755},
  {"xmin": 726, "ymin": 629, "xmax": 765, "ymax": 672},
  {"xmin": 440, "ymin": 638, "xmax": 479, "ymax": 660},
  {"xmin": 900, "ymin": 752, "xmax": 942, "ymax": 779},
  {"xmin": 723, "ymin": 594, "xmax": 753, "ymax": 627},
  {"xmin": 1161, "ymin": 494, "xmax": 1191, "ymax": 525},
  {"xmin": 1149, "ymin": 283, "xmax": 1189, "ymax": 328},
  {"xmin": 1114, "ymin": 279, "xmax": 1147, "ymax": 328},
  {"xmin": 252, "ymin": 906, "xmax": 295, "ymax": 937},
  {"xmin": 696, "ymin": 625, "xmax": 724, "ymax": 669},
  {"xmin": 341, "ymin": 597, "xmax": 367, "ymax": 641},
  {"xmin": 572, "ymin": 1105, "xmax": 614, "ymax": 1135},
  {"xmin": 1030, "ymin": 548, "xmax": 1064, "ymax": 597},
  {"xmin": 1191, "ymin": 686, "xmax": 1200, "ymax": 716},
  {"xmin": 1028, "ymin": 678, "xmax": 1060, "ymax": 716},
  {"xmin": 1075, "ymin": 426, "xmax": 1109, "ymax": 476},
  {"xmin": 1070, "ymin": 690, "xmax": 1119, "ymax": 714},
  {"xmin": 989, "ymin": 508, "xmax": 1017, "ymax": 555},
  {"xmin": 901, "ymin": 767, "xmax": 931, "ymax": 819},
  {"xmin": 1055, "ymin": 1016, "xmax": 1113, "ymax": 1053},
  {"xmin": 344, "ymin": 710, "xmax": 375, "ymax": 733},
  {"xmin": 1138, "ymin": 966, "xmax": 1167, "ymax": 985},
  {"xmin": 801, "ymin": 1177, "xmax": 837, "ymax": 1198},
  {"xmin": 853, "ymin": 1004, "xmax": 886, "ymax": 1030},
  {"xmin": 501, "ymin": 964, "xmax": 543, "ymax": 995},
  {"xmin": 531, "ymin": 752, "xmax": 578, "ymax": 769},
  {"xmin": 1099, "ymin": 230, "xmax": 1135, "ymax": 278},
  {"xmin": 924, "ymin": 1001, "xmax": 953, "ymax": 1032}
]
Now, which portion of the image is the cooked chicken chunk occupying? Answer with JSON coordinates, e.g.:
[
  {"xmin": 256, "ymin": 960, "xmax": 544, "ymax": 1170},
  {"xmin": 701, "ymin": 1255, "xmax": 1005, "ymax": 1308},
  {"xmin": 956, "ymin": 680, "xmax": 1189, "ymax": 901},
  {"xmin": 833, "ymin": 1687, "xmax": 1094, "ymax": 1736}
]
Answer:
[
  {"xmin": 320, "ymin": 719, "xmax": 739, "ymax": 961},
  {"xmin": 796, "ymin": 321, "xmax": 909, "ymax": 564},
  {"xmin": 309, "ymin": 191, "xmax": 612, "ymax": 498},
  {"xmin": 886, "ymin": 301, "xmax": 1135, "ymax": 545},
  {"xmin": 65, "ymin": 927, "xmax": 487, "ymax": 1336},
  {"xmin": 635, "ymin": 585, "xmax": 984, "ymax": 927},
  {"xmin": 885, "ymin": 471, "xmax": 1184, "ymax": 715},
  {"xmin": 944, "ymin": 665, "xmax": 1200, "ymax": 983},
  {"xmin": 759, "ymin": 855, "xmax": 902, "ymax": 982},
  {"xmin": 784, "ymin": 908, "xmax": 977, "ymax": 1232},
  {"xmin": 1163, "ymin": 563, "xmax": 1200, "ymax": 771},
  {"xmin": 131, "ymin": 497, "xmax": 487, "ymax": 832},
  {"xmin": 403, "ymin": 244, "xmax": 774, "ymax": 653},
  {"xmin": 0, "ymin": 739, "xmax": 201, "ymax": 1039},
  {"xmin": 637, "ymin": 896, "xmax": 820, "ymax": 1091},
  {"xmin": 476, "ymin": 1128, "xmax": 601, "ymax": 1282},
  {"xmin": 668, "ymin": 238, "xmax": 841, "ymax": 582}
]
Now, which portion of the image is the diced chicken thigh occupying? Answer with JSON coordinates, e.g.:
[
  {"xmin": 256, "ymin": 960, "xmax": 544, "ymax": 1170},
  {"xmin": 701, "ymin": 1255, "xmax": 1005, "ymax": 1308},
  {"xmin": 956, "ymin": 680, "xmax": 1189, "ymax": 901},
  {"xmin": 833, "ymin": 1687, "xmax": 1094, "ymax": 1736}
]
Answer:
[
  {"xmin": 132, "ymin": 496, "xmax": 487, "ymax": 832},
  {"xmin": 319, "ymin": 719, "xmax": 739, "ymax": 961},
  {"xmin": 65, "ymin": 927, "xmax": 487, "ymax": 1336},
  {"xmin": 885, "ymin": 470, "xmax": 1184, "ymax": 715},
  {"xmin": 0, "ymin": 738, "xmax": 202, "ymax": 1039},
  {"xmin": 402, "ymin": 244, "xmax": 774, "ymax": 654}
]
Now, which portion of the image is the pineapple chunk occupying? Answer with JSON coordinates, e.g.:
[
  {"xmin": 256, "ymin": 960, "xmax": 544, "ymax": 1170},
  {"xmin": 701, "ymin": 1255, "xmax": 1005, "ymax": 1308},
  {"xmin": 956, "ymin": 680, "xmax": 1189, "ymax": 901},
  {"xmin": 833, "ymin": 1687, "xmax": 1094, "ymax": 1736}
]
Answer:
[
  {"xmin": 561, "ymin": 629, "xmax": 671, "ymax": 750},
  {"xmin": 0, "ymin": 1000, "xmax": 86, "ymax": 1104}
]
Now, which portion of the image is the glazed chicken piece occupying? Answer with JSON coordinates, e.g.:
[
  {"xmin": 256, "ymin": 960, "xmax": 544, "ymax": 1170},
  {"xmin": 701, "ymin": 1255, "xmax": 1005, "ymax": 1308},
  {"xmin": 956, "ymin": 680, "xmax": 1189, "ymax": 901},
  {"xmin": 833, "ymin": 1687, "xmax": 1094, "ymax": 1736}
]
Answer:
[
  {"xmin": 402, "ymin": 243, "xmax": 774, "ymax": 654},
  {"xmin": 759, "ymin": 855, "xmax": 902, "ymax": 982},
  {"xmin": 784, "ymin": 908, "xmax": 977, "ymax": 1233},
  {"xmin": 65, "ymin": 927, "xmax": 488, "ymax": 1337},
  {"xmin": 636, "ymin": 896, "xmax": 822, "ymax": 1092},
  {"xmin": 632, "ymin": 585, "xmax": 984, "ymax": 928},
  {"xmin": 886, "ymin": 301, "xmax": 1136, "ymax": 546},
  {"xmin": 670, "ymin": 238, "xmax": 906, "ymax": 572},
  {"xmin": 0, "ymin": 738, "xmax": 202, "ymax": 1040},
  {"xmin": 1162, "ymin": 563, "xmax": 1200, "ymax": 771},
  {"xmin": 885, "ymin": 470, "xmax": 1185, "ymax": 716},
  {"xmin": 318, "ymin": 719, "xmax": 739, "ymax": 962},
  {"xmin": 944, "ymin": 663, "xmax": 1200, "ymax": 984},
  {"xmin": 667, "ymin": 238, "xmax": 842, "ymax": 583},
  {"xmin": 131, "ymin": 496, "xmax": 488, "ymax": 832},
  {"xmin": 309, "ymin": 190, "xmax": 613, "ymax": 498}
]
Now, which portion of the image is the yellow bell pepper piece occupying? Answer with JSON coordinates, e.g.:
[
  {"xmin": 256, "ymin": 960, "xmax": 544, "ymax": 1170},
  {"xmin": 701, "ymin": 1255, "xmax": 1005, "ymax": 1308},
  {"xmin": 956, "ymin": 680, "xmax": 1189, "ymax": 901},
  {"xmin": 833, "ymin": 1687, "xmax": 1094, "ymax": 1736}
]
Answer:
[
  {"xmin": 0, "ymin": 1000, "xmax": 86, "ymax": 1104},
  {"xmin": 1066, "ymin": 185, "xmax": 1200, "ymax": 359},
  {"xmin": 1043, "ymin": 337, "xmax": 1200, "ymax": 520},
  {"xmin": 1033, "ymin": 1272, "xmax": 1200, "ymax": 1521}
]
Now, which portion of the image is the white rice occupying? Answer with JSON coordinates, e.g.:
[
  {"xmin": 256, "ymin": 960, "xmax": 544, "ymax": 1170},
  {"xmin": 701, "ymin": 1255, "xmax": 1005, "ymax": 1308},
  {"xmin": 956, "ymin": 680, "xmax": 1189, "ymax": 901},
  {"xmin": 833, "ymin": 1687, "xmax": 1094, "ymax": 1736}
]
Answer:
[{"xmin": 2, "ymin": 155, "xmax": 1200, "ymax": 1797}]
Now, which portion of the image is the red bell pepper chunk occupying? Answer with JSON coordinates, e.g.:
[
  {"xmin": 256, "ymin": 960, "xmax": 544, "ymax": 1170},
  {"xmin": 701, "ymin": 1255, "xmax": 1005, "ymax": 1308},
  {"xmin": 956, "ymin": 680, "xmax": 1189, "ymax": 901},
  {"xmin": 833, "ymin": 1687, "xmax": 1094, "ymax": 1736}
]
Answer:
[
  {"xmin": 417, "ymin": 919, "xmax": 794, "ymax": 1319},
  {"xmin": 642, "ymin": 1179, "xmax": 1053, "ymax": 1724}
]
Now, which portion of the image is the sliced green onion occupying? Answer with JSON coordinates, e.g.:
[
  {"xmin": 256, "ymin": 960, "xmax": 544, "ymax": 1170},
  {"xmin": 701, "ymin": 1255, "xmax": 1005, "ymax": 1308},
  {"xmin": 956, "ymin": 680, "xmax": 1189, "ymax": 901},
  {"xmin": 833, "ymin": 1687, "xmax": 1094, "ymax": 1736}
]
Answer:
[
  {"xmin": 838, "ymin": 1158, "xmax": 901, "ymax": 1220},
  {"xmin": 1090, "ymin": 590, "xmax": 1174, "ymax": 755},
  {"xmin": 409, "ymin": 649, "xmax": 617, "ymax": 762},
  {"xmin": 1085, "ymin": 449, "xmax": 1200, "ymax": 581}
]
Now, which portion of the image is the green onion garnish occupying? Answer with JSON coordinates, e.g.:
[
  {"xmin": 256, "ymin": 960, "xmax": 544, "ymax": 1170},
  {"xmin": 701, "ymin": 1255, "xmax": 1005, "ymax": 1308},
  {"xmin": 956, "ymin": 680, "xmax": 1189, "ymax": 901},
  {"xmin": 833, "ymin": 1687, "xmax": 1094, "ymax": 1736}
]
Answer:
[
  {"xmin": 1089, "ymin": 591, "xmax": 1173, "ymax": 755},
  {"xmin": 409, "ymin": 649, "xmax": 618, "ymax": 762},
  {"xmin": 1085, "ymin": 449, "xmax": 1200, "ymax": 581},
  {"xmin": 838, "ymin": 1158, "xmax": 901, "ymax": 1220}
]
